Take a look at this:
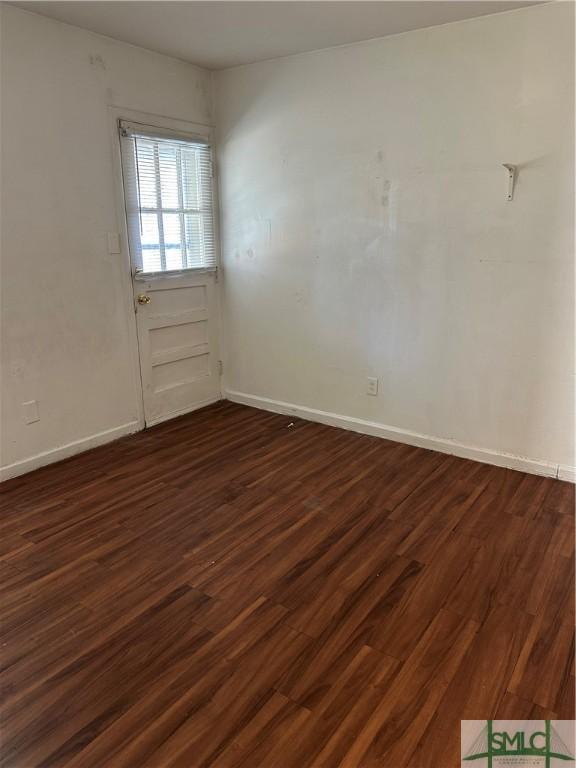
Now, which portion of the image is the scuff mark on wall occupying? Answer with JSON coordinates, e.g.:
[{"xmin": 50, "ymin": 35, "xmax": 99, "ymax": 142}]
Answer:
[
  {"xmin": 228, "ymin": 216, "xmax": 272, "ymax": 265},
  {"xmin": 89, "ymin": 53, "xmax": 106, "ymax": 70},
  {"xmin": 216, "ymin": 1, "xmax": 574, "ymax": 468}
]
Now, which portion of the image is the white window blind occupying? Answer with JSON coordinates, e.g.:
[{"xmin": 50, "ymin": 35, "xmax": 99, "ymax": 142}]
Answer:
[{"xmin": 119, "ymin": 121, "xmax": 216, "ymax": 274}]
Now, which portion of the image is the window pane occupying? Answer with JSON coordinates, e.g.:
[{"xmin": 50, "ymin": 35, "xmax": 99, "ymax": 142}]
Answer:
[
  {"xmin": 197, "ymin": 151, "xmax": 213, "ymax": 209},
  {"xmin": 158, "ymin": 144, "xmax": 179, "ymax": 208},
  {"xmin": 163, "ymin": 213, "xmax": 184, "ymax": 270},
  {"xmin": 123, "ymin": 130, "xmax": 215, "ymax": 273},
  {"xmin": 181, "ymin": 147, "xmax": 200, "ymax": 209},
  {"xmin": 140, "ymin": 213, "xmax": 161, "ymax": 272},
  {"xmin": 135, "ymin": 139, "xmax": 157, "ymax": 208},
  {"xmin": 140, "ymin": 212, "xmax": 159, "ymax": 247},
  {"xmin": 142, "ymin": 248, "xmax": 161, "ymax": 273},
  {"xmin": 185, "ymin": 213, "xmax": 203, "ymax": 266}
]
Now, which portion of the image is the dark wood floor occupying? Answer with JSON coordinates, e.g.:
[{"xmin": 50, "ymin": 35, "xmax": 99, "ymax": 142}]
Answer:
[{"xmin": 0, "ymin": 401, "xmax": 574, "ymax": 767}]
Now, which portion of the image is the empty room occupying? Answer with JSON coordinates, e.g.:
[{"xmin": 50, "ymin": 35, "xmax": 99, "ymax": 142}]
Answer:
[{"xmin": 0, "ymin": 0, "xmax": 574, "ymax": 766}]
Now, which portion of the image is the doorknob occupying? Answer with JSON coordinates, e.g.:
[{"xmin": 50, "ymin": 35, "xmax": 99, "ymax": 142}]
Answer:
[{"xmin": 137, "ymin": 294, "xmax": 151, "ymax": 305}]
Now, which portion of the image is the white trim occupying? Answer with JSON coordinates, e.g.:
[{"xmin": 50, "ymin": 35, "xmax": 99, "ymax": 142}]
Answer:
[
  {"xmin": 119, "ymin": 119, "xmax": 210, "ymax": 145},
  {"xmin": 108, "ymin": 105, "xmax": 149, "ymax": 432},
  {"xmin": 558, "ymin": 465, "xmax": 576, "ymax": 483},
  {"xmin": 0, "ymin": 421, "xmax": 141, "ymax": 482},
  {"xmin": 134, "ymin": 267, "xmax": 217, "ymax": 281},
  {"xmin": 225, "ymin": 389, "xmax": 572, "ymax": 481},
  {"xmin": 145, "ymin": 395, "xmax": 221, "ymax": 427},
  {"xmin": 3, "ymin": 392, "xmax": 570, "ymax": 484}
]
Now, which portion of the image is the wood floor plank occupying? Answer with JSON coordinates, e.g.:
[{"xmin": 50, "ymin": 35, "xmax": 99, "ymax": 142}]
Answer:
[
  {"xmin": 409, "ymin": 603, "xmax": 534, "ymax": 768},
  {"xmin": 367, "ymin": 532, "xmax": 479, "ymax": 659},
  {"xmin": 337, "ymin": 609, "xmax": 479, "ymax": 767},
  {"xmin": 0, "ymin": 400, "xmax": 573, "ymax": 767}
]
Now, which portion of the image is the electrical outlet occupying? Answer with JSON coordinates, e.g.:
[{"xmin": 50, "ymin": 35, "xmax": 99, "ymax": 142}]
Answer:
[
  {"xmin": 367, "ymin": 377, "xmax": 378, "ymax": 396},
  {"xmin": 23, "ymin": 400, "xmax": 40, "ymax": 424}
]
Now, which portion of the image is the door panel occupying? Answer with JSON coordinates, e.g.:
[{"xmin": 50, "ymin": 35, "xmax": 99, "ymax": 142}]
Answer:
[{"xmin": 133, "ymin": 271, "xmax": 220, "ymax": 426}]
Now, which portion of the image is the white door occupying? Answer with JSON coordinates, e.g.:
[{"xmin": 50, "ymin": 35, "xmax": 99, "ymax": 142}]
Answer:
[
  {"xmin": 118, "ymin": 118, "xmax": 221, "ymax": 427},
  {"xmin": 134, "ymin": 271, "xmax": 220, "ymax": 426}
]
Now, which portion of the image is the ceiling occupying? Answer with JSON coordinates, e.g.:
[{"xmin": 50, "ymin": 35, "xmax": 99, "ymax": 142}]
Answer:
[{"xmin": 14, "ymin": 1, "xmax": 545, "ymax": 70}]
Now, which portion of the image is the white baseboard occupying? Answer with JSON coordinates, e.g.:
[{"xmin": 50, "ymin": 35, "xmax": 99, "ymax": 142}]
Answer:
[
  {"xmin": 0, "ymin": 420, "xmax": 141, "ymax": 482},
  {"xmin": 0, "ymin": 396, "xmax": 223, "ymax": 483},
  {"xmin": 145, "ymin": 396, "xmax": 221, "ymax": 427},
  {"xmin": 558, "ymin": 464, "xmax": 576, "ymax": 483},
  {"xmin": 226, "ymin": 389, "xmax": 574, "ymax": 482},
  {"xmin": 3, "ymin": 392, "xmax": 572, "ymax": 485}
]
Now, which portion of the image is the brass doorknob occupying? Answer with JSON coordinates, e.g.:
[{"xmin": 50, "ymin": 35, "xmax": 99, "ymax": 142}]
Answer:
[{"xmin": 137, "ymin": 294, "xmax": 151, "ymax": 305}]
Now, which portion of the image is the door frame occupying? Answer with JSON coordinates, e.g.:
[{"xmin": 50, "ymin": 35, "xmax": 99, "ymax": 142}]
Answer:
[{"xmin": 108, "ymin": 105, "xmax": 223, "ymax": 431}]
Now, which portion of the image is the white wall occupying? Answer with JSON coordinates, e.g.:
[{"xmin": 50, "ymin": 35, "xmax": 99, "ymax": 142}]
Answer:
[
  {"xmin": 2, "ymin": 3, "xmax": 574, "ymax": 481},
  {"xmin": 215, "ymin": 3, "xmax": 575, "ymax": 477},
  {"xmin": 0, "ymin": 6, "xmax": 213, "ymax": 477}
]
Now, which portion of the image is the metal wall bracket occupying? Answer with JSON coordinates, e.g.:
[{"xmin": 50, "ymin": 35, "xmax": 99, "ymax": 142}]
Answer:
[{"xmin": 502, "ymin": 164, "xmax": 516, "ymax": 201}]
